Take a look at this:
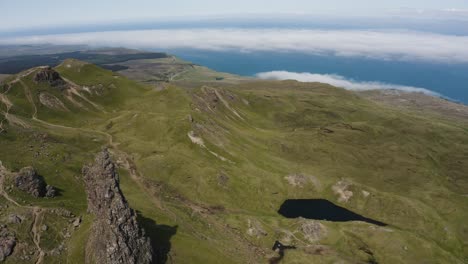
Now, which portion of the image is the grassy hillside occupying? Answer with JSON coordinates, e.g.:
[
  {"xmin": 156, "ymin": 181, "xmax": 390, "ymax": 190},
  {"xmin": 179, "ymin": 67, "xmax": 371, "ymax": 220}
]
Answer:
[{"xmin": 0, "ymin": 60, "xmax": 467, "ymax": 263}]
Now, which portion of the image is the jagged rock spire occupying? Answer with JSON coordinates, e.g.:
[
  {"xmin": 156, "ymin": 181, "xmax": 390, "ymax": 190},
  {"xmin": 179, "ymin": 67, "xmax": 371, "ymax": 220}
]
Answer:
[{"xmin": 82, "ymin": 149, "xmax": 153, "ymax": 264}]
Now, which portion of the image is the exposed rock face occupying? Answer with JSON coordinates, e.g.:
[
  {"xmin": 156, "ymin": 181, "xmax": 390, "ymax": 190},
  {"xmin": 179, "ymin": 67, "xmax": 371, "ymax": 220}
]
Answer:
[
  {"xmin": 246, "ymin": 219, "xmax": 268, "ymax": 238},
  {"xmin": 14, "ymin": 166, "xmax": 56, "ymax": 198},
  {"xmin": 39, "ymin": 92, "xmax": 69, "ymax": 111},
  {"xmin": 82, "ymin": 149, "xmax": 153, "ymax": 264},
  {"xmin": 0, "ymin": 228, "xmax": 16, "ymax": 262},
  {"xmin": 284, "ymin": 174, "xmax": 308, "ymax": 188},
  {"xmin": 300, "ymin": 220, "xmax": 327, "ymax": 243},
  {"xmin": 34, "ymin": 67, "xmax": 66, "ymax": 87},
  {"xmin": 7, "ymin": 214, "xmax": 21, "ymax": 224},
  {"xmin": 332, "ymin": 180, "xmax": 353, "ymax": 203},
  {"xmin": 45, "ymin": 185, "xmax": 56, "ymax": 197}
]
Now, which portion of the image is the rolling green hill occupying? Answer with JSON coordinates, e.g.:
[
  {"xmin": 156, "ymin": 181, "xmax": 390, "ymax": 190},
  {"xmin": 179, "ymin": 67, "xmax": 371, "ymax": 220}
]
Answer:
[{"xmin": 0, "ymin": 59, "xmax": 467, "ymax": 264}]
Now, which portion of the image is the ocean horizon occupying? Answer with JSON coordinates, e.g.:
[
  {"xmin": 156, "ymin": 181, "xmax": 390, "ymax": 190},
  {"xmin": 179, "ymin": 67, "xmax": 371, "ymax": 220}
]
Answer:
[{"xmin": 168, "ymin": 49, "xmax": 468, "ymax": 104}]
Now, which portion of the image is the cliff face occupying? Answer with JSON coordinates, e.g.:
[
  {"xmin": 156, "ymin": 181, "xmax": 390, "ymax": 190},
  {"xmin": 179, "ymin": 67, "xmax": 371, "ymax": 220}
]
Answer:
[
  {"xmin": 82, "ymin": 149, "xmax": 153, "ymax": 264},
  {"xmin": 34, "ymin": 67, "xmax": 66, "ymax": 87}
]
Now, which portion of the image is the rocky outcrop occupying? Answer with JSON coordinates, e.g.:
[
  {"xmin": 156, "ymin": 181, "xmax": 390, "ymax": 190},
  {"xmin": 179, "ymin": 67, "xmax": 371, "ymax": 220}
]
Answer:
[
  {"xmin": 82, "ymin": 149, "xmax": 153, "ymax": 264},
  {"xmin": 332, "ymin": 180, "xmax": 353, "ymax": 203},
  {"xmin": 14, "ymin": 167, "xmax": 56, "ymax": 198},
  {"xmin": 45, "ymin": 185, "xmax": 56, "ymax": 197},
  {"xmin": 300, "ymin": 220, "xmax": 327, "ymax": 243},
  {"xmin": 0, "ymin": 227, "xmax": 16, "ymax": 262},
  {"xmin": 34, "ymin": 67, "xmax": 66, "ymax": 87},
  {"xmin": 39, "ymin": 92, "xmax": 69, "ymax": 111},
  {"xmin": 7, "ymin": 214, "xmax": 22, "ymax": 224}
]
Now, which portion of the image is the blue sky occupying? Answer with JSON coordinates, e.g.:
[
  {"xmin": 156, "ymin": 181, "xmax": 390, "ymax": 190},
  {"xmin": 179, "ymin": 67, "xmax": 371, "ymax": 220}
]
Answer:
[{"xmin": 2, "ymin": 0, "xmax": 468, "ymax": 30}]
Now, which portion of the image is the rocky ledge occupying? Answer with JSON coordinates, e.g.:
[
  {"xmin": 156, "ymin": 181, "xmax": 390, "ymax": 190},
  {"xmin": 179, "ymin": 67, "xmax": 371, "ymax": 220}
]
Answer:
[{"xmin": 82, "ymin": 149, "xmax": 153, "ymax": 264}]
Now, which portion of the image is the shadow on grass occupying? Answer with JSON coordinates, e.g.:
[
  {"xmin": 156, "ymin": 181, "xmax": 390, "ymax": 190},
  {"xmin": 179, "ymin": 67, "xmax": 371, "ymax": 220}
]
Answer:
[{"xmin": 136, "ymin": 211, "xmax": 178, "ymax": 264}]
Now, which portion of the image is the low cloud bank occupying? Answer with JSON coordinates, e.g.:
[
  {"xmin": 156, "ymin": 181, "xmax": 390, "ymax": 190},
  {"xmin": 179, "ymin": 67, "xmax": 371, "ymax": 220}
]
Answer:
[
  {"xmin": 255, "ymin": 71, "xmax": 440, "ymax": 96},
  {"xmin": 1, "ymin": 29, "xmax": 468, "ymax": 63}
]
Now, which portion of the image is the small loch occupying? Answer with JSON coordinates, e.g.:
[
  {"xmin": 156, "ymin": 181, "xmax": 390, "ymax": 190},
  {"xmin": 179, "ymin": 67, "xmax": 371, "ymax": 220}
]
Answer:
[{"xmin": 278, "ymin": 199, "xmax": 387, "ymax": 226}]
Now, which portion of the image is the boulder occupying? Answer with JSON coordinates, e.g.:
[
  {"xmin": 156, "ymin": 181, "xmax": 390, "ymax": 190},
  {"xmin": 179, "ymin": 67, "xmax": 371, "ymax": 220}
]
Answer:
[
  {"xmin": 72, "ymin": 217, "xmax": 81, "ymax": 228},
  {"xmin": 0, "ymin": 228, "xmax": 16, "ymax": 262},
  {"xmin": 14, "ymin": 167, "xmax": 56, "ymax": 198},
  {"xmin": 7, "ymin": 215, "xmax": 21, "ymax": 224}
]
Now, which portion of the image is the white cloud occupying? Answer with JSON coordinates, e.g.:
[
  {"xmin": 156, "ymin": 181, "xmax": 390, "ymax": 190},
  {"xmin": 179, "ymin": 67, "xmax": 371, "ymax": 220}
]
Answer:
[
  {"xmin": 255, "ymin": 71, "xmax": 441, "ymax": 96},
  {"xmin": 1, "ymin": 29, "xmax": 468, "ymax": 63}
]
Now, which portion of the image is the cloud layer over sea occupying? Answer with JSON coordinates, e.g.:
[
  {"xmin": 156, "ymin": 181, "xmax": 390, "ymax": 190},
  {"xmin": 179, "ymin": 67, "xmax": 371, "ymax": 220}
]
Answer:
[
  {"xmin": 2, "ymin": 29, "xmax": 468, "ymax": 63},
  {"xmin": 256, "ymin": 71, "xmax": 441, "ymax": 96}
]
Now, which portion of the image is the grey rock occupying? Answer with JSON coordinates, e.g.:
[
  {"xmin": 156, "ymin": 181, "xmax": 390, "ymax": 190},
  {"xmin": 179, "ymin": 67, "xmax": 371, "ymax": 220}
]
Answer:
[
  {"xmin": 0, "ymin": 234, "xmax": 16, "ymax": 261},
  {"xmin": 41, "ymin": 225, "xmax": 48, "ymax": 231},
  {"xmin": 54, "ymin": 208, "xmax": 73, "ymax": 218},
  {"xmin": 45, "ymin": 185, "xmax": 56, "ymax": 198},
  {"xmin": 8, "ymin": 215, "xmax": 21, "ymax": 224},
  {"xmin": 72, "ymin": 217, "xmax": 81, "ymax": 228},
  {"xmin": 14, "ymin": 167, "xmax": 56, "ymax": 198},
  {"xmin": 34, "ymin": 67, "xmax": 66, "ymax": 87},
  {"xmin": 300, "ymin": 219, "xmax": 327, "ymax": 243},
  {"xmin": 83, "ymin": 149, "xmax": 153, "ymax": 264}
]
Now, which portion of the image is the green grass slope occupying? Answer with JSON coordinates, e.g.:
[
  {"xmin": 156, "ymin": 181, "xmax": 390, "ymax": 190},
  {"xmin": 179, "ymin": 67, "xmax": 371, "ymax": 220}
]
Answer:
[{"xmin": 0, "ymin": 61, "xmax": 467, "ymax": 263}]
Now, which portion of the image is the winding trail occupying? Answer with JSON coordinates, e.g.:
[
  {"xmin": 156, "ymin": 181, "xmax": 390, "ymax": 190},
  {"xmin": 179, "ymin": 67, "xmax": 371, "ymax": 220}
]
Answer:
[
  {"xmin": 0, "ymin": 66, "xmax": 42, "ymax": 131},
  {"xmin": 0, "ymin": 81, "xmax": 14, "ymax": 133},
  {"xmin": 0, "ymin": 164, "xmax": 46, "ymax": 264},
  {"xmin": 32, "ymin": 207, "xmax": 45, "ymax": 264},
  {"xmin": 21, "ymin": 80, "xmax": 38, "ymax": 119},
  {"xmin": 31, "ymin": 114, "xmax": 262, "ymax": 260},
  {"xmin": 0, "ymin": 163, "xmax": 21, "ymax": 207},
  {"xmin": 1, "ymin": 73, "xmax": 48, "ymax": 264},
  {"xmin": 1, "ymin": 69, "xmax": 264, "ymax": 262},
  {"xmin": 32, "ymin": 116, "xmax": 165, "ymax": 212},
  {"xmin": 169, "ymin": 68, "xmax": 190, "ymax": 81}
]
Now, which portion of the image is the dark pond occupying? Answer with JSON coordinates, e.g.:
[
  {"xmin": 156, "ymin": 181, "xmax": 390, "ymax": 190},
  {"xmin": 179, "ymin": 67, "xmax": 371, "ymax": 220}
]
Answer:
[{"xmin": 278, "ymin": 199, "xmax": 386, "ymax": 226}]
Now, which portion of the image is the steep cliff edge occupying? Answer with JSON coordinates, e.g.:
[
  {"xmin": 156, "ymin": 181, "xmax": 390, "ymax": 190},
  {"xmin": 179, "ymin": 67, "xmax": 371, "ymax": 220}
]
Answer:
[{"xmin": 82, "ymin": 149, "xmax": 153, "ymax": 264}]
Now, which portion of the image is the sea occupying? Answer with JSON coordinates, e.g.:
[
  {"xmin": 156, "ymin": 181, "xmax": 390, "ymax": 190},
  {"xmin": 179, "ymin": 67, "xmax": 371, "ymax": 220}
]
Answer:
[{"xmin": 166, "ymin": 49, "xmax": 468, "ymax": 104}]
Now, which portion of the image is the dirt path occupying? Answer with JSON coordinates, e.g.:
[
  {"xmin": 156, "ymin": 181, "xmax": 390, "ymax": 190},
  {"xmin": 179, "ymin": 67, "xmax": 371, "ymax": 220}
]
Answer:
[
  {"xmin": 32, "ymin": 207, "xmax": 45, "ymax": 264},
  {"xmin": 20, "ymin": 80, "xmax": 38, "ymax": 119},
  {"xmin": 0, "ymin": 164, "xmax": 46, "ymax": 263},
  {"xmin": 0, "ymin": 81, "xmax": 14, "ymax": 133},
  {"xmin": 9, "ymin": 67, "xmax": 41, "ymax": 85},
  {"xmin": 31, "ymin": 114, "xmax": 264, "ymax": 260},
  {"xmin": 2, "ymin": 68, "xmax": 262, "ymax": 261},
  {"xmin": 0, "ymin": 164, "xmax": 21, "ymax": 207},
  {"xmin": 169, "ymin": 68, "xmax": 190, "ymax": 81},
  {"xmin": 0, "ymin": 68, "xmax": 39, "ymax": 131},
  {"xmin": 31, "ymin": 116, "xmax": 165, "ymax": 211}
]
